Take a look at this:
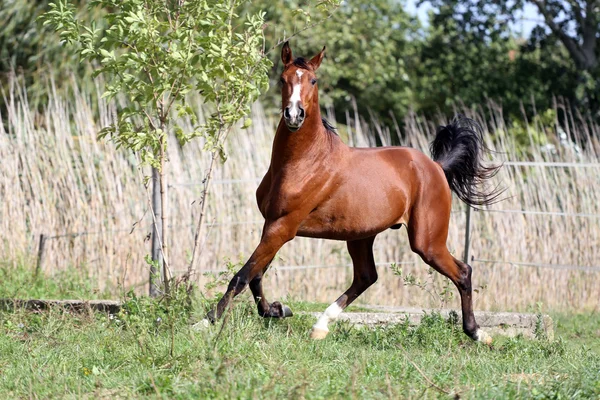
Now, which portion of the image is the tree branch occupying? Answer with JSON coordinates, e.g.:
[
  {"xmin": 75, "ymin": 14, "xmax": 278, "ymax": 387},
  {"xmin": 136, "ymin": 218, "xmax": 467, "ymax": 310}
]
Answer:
[
  {"xmin": 530, "ymin": 0, "xmax": 588, "ymax": 68},
  {"xmin": 564, "ymin": 0, "xmax": 584, "ymax": 26}
]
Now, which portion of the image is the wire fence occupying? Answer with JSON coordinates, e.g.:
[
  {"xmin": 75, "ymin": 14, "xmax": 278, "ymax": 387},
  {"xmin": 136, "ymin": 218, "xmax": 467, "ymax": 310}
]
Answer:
[{"xmin": 36, "ymin": 160, "xmax": 600, "ymax": 276}]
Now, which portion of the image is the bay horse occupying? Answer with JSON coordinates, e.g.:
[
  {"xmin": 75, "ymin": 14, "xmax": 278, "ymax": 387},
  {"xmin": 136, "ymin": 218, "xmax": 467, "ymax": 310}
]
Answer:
[{"xmin": 207, "ymin": 42, "xmax": 500, "ymax": 343}]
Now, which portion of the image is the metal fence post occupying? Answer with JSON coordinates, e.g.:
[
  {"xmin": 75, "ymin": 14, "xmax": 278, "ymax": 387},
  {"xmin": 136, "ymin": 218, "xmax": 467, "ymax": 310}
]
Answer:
[{"xmin": 463, "ymin": 206, "xmax": 472, "ymax": 264}]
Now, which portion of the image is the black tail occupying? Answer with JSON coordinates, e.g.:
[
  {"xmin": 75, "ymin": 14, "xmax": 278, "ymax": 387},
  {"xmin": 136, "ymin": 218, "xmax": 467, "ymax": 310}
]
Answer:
[{"xmin": 430, "ymin": 115, "xmax": 502, "ymax": 207}]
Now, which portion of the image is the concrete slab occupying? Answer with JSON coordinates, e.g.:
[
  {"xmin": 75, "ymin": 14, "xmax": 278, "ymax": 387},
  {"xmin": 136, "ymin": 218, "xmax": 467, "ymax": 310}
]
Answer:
[
  {"xmin": 0, "ymin": 299, "xmax": 553, "ymax": 339},
  {"xmin": 0, "ymin": 298, "xmax": 121, "ymax": 314},
  {"xmin": 302, "ymin": 306, "xmax": 554, "ymax": 340}
]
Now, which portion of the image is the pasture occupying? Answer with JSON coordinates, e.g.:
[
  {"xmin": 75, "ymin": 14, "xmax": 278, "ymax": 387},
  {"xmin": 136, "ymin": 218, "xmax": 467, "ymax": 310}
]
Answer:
[
  {"xmin": 2, "ymin": 0, "xmax": 600, "ymax": 398},
  {"xmin": 1, "ymin": 265, "xmax": 599, "ymax": 399}
]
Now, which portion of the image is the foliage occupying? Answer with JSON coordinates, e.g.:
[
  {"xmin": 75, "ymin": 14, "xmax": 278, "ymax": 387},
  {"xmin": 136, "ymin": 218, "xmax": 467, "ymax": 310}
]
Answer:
[
  {"xmin": 4, "ymin": 0, "xmax": 599, "ymax": 137},
  {"xmin": 247, "ymin": 0, "xmax": 420, "ymax": 127},
  {"xmin": 391, "ymin": 263, "xmax": 455, "ymax": 308},
  {"xmin": 0, "ymin": 260, "xmax": 113, "ymax": 300},
  {"xmin": 41, "ymin": 0, "xmax": 271, "ymax": 166},
  {"xmin": 41, "ymin": 0, "xmax": 276, "ymax": 294},
  {"xmin": 0, "ymin": 0, "xmax": 103, "ymax": 110},
  {"xmin": 424, "ymin": 0, "xmax": 600, "ymax": 119}
]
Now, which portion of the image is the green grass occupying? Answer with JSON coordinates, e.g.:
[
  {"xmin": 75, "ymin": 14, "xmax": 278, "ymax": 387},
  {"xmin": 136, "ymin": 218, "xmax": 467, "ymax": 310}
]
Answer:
[
  {"xmin": 0, "ymin": 261, "xmax": 114, "ymax": 300},
  {"xmin": 0, "ymin": 265, "xmax": 599, "ymax": 399}
]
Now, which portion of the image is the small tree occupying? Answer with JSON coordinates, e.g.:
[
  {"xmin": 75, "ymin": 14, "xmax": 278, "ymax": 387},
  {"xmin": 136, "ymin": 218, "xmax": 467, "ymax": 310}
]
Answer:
[
  {"xmin": 42, "ymin": 0, "xmax": 271, "ymax": 295},
  {"xmin": 42, "ymin": 0, "xmax": 341, "ymax": 296}
]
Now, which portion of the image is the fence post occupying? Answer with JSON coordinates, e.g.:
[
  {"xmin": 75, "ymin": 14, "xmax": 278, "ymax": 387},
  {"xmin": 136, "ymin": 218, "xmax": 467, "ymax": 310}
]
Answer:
[
  {"xmin": 463, "ymin": 206, "xmax": 472, "ymax": 264},
  {"xmin": 35, "ymin": 234, "xmax": 46, "ymax": 277}
]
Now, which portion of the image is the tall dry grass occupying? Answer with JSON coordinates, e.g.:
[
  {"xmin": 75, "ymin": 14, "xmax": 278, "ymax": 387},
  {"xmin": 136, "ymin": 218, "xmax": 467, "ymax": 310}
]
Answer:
[{"xmin": 1, "ymin": 78, "xmax": 599, "ymax": 311}]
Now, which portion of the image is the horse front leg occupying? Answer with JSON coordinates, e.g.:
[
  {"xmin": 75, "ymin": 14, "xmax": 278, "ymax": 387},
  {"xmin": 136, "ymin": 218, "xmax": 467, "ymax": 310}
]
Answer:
[{"xmin": 207, "ymin": 218, "xmax": 298, "ymax": 321}]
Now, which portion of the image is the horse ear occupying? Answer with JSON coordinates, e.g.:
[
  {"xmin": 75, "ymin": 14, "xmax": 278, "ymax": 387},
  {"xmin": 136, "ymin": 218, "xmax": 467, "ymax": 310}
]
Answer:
[
  {"xmin": 309, "ymin": 46, "xmax": 326, "ymax": 70},
  {"xmin": 281, "ymin": 41, "xmax": 293, "ymax": 66}
]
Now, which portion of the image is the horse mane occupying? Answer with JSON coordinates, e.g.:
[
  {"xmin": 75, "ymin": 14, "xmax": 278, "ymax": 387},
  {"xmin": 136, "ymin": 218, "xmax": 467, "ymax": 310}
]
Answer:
[
  {"xmin": 292, "ymin": 57, "xmax": 312, "ymax": 70},
  {"xmin": 322, "ymin": 118, "xmax": 338, "ymax": 136}
]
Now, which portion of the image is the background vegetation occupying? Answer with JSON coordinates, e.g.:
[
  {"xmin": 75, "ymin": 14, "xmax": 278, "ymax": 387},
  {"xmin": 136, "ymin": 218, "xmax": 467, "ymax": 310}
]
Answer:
[
  {"xmin": 2, "ymin": 78, "xmax": 599, "ymax": 311},
  {"xmin": 2, "ymin": 0, "xmax": 599, "ymax": 134}
]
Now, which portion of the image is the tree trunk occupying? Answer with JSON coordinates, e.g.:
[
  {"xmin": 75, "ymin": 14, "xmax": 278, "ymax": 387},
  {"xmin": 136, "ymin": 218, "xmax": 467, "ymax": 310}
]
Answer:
[
  {"xmin": 159, "ymin": 133, "xmax": 170, "ymax": 294},
  {"xmin": 149, "ymin": 166, "xmax": 162, "ymax": 297}
]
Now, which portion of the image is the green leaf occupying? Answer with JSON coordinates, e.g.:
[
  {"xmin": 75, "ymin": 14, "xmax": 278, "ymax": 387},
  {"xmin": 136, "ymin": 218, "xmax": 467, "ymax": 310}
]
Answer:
[{"xmin": 241, "ymin": 118, "xmax": 252, "ymax": 129}]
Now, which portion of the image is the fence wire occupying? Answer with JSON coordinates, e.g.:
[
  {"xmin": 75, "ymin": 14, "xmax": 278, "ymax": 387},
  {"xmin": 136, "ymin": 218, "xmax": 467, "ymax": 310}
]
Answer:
[{"xmin": 38, "ymin": 159, "xmax": 600, "ymax": 275}]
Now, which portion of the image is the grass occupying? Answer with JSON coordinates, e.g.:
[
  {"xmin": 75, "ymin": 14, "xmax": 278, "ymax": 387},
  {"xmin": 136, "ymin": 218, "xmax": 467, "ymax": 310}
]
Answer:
[
  {"xmin": 1, "ymin": 300, "xmax": 599, "ymax": 399},
  {"xmin": 0, "ymin": 266, "xmax": 599, "ymax": 399},
  {"xmin": 0, "ymin": 261, "xmax": 114, "ymax": 300}
]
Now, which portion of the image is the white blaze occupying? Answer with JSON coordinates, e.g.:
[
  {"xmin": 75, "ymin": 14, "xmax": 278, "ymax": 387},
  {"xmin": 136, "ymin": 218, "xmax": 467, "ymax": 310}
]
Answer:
[
  {"xmin": 313, "ymin": 302, "xmax": 343, "ymax": 332},
  {"xmin": 290, "ymin": 84, "xmax": 301, "ymax": 104},
  {"xmin": 288, "ymin": 84, "xmax": 302, "ymax": 120},
  {"xmin": 287, "ymin": 70, "xmax": 304, "ymax": 123}
]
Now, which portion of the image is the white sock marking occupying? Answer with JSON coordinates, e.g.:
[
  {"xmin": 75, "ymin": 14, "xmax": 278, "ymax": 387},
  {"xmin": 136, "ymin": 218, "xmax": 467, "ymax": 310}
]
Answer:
[
  {"xmin": 313, "ymin": 302, "xmax": 343, "ymax": 332},
  {"xmin": 192, "ymin": 318, "xmax": 211, "ymax": 331},
  {"xmin": 475, "ymin": 329, "xmax": 492, "ymax": 344}
]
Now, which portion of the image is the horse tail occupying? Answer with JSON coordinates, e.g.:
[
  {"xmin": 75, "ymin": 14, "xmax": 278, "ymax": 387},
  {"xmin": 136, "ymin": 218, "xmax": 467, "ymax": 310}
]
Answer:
[{"xmin": 430, "ymin": 115, "xmax": 503, "ymax": 207}]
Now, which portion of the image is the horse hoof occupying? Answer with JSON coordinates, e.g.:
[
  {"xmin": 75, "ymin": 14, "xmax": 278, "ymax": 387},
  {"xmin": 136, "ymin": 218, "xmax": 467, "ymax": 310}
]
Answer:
[
  {"xmin": 310, "ymin": 328, "xmax": 329, "ymax": 340},
  {"xmin": 476, "ymin": 329, "xmax": 493, "ymax": 345},
  {"xmin": 268, "ymin": 302, "xmax": 293, "ymax": 318},
  {"xmin": 281, "ymin": 305, "xmax": 293, "ymax": 318}
]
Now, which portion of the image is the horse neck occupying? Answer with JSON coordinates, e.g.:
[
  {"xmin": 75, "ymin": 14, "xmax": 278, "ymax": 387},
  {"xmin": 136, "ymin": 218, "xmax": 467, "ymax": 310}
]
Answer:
[{"xmin": 271, "ymin": 106, "xmax": 336, "ymax": 168}]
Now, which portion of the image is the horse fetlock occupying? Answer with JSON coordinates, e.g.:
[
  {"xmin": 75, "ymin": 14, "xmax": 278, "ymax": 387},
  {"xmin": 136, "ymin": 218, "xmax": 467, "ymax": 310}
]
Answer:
[
  {"xmin": 463, "ymin": 320, "xmax": 479, "ymax": 338},
  {"xmin": 205, "ymin": 309, "xmax": 216, "ymax": 323}
]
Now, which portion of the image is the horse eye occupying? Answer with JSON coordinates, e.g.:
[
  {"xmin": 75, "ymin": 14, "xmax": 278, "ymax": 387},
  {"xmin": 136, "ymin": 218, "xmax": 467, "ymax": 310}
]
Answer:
[
  {"xmin": 279, "ymin": 77, "xmax": 285, "ymax": 85},
  {"xmin": 311, "ymin": 78, "xmax": 317, "ymax": 86}
]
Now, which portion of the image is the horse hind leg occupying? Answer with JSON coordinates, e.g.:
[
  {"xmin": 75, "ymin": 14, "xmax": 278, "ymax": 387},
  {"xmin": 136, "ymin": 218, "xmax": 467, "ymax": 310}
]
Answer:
[
  {"xmin": 407, "ymin": 209, "xmax": 492, "ymax": 344},
  {"xmin": 310, "ymin": 236, "xmax": 378, "ymax": 339}
]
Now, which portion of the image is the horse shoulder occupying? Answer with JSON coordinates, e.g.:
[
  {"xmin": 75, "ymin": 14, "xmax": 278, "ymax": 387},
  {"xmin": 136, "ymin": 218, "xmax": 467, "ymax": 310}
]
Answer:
[{"xmin": 265, "ymin": 167, "xmax": 334, "ymax": 220}]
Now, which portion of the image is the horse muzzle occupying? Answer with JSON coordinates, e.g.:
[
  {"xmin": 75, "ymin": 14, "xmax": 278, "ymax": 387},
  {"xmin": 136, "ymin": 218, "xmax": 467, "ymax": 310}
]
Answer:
[{"xmin": 284, "ymin": 105, "xmax": 305, "ymax": 132}]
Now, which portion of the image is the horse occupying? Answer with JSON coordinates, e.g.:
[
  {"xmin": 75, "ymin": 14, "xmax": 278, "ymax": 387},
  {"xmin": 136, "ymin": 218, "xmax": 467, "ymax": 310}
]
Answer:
[{"xmin": 207, "ymin": 42, "xmax": 501, "ymax": 343}]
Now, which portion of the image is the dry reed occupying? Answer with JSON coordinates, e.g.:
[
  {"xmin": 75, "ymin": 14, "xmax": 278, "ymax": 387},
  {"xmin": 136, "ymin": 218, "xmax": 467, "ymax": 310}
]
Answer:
[{"xmin": 1, "ymin": 79, "xmax": 599, "ymax": 311}]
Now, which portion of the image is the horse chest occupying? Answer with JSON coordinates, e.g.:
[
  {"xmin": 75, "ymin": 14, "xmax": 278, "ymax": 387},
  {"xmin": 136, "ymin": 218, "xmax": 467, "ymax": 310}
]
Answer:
[
  {"xmin": 257, "ymin": 171, "xmax": 329, "ymax": 221},
  {"xmin": 257, "ymin": 183, "xmax": 310, "ymax": 220}
]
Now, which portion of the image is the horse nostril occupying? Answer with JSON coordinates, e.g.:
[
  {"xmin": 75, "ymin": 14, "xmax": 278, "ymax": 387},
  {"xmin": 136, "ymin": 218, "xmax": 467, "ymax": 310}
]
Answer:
[
  {"xmin": 298, "ymin": 107, "xmax": 305, "ymax": 119},
  {"xmin": 284, "ymin": 107, "xmax": 291, "ymax": 119}
]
